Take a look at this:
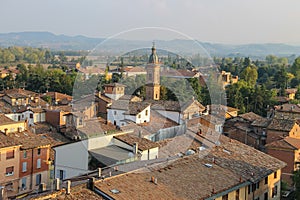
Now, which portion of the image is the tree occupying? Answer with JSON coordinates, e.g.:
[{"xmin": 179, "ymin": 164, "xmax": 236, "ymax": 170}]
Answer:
[
  {"xmin": 240, "ymin": 66, "xmax": 258, "ymax": 87},
  {"xmin": 291, "ymin": 57, "xmax": 300, "ymax": 78}
]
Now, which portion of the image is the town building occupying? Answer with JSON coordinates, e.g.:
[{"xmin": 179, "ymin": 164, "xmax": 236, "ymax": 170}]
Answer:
[
  {"xmin": 267, "ymin": 137, "xmax": 300, "ymax": 185},
  {"xmin": 145, "ymin": 43, "xmax": 160, "ymax": 100},
  {"xmin": 93, "ymin": 134, "xmax": 285, "ymax": 200}
]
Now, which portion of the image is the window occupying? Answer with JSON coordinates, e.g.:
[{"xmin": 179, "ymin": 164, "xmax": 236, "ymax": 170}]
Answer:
[
  {"xmin": 138, "ymin": 114, "xmax": 141, "ymax": 119},
  {"xmin": 272, "ymin": 186, "xmax": 278, "ymax": 197},
  {"xmin": 37, "ymin": 148, "xmax": 41, "ymax": 155},
  {"xmin": 264, "ymin": 192, "xmax": 268, "ymax": 200},
  {"xmin": 30, "ymin": 113, "xmax": 33, "ymax": 119},
  {"xmin": 236, "ymin": 189, "xmax": 239, "ymax": 200},
  {"xmin": 59, "ymin": 170, "xmax": 66, "ymax": 180},
  {"xmin": 264, "ymin": 177, "xmax": 268, "ymax": 184},
  {"xmin": 23, "ymin": 151, "xmax": 27, "ymax": 158},
  {"xmin": 6, "ymin": 150, "xmax": 14, "ymax": 159},
  {"xmin": 222, "ymin": 194, "xmax": 228, "ymax": 200},
  {"xmin": 22, "ymin": 162, "xmax": 27, "ymax": 172},
  {"xmin": 21, "ymin": 177, "xmax": 27, "ymax": 190},
  {"xmin": 256, "ymin": 182, "xmax": 260, "ymax": 189},
  {"xmin": 36, "ymin": 174, "xmax": 41, "ymax": 185},
  {"xmin": 274, "ymin": 171, "xmax": 277, "ymax": 179},
  {"xmin": 5, "ymin": 166, "xmax": 14, "ymax": 176},
  {"xmin": 79, "ymin": 118, "xmax": 83, "ymax": 125},
  {"xmin": 248, "ymin": 185, "xmax": 251, "ymax": 194},
  {"xmin": 37, "ymin": 159, "xmax": 41, "ymax": 169},
  {"xmin": 114, "ymin": 111, "xmax": 117, "ymax": 115},
  {"xmin": 145, "ymin": 110, "xmax": 148, "ymax": 116}
]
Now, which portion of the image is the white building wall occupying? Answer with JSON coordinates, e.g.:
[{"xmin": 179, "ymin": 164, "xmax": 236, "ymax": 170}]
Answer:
[
  {"xmin": 54, "ymin": 140, "xmax": 89, "ymax": 179},
  {"xmin": 155, "ymin": 110, "xmax": 182, "ymax": 124},
  {"xmin": 107, "ymin": 109, "xmax": 126, "ymax": 127}
]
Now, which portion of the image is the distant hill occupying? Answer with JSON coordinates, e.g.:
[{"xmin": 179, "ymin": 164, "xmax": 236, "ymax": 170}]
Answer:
[
  {"xmin": 0, "ymin": 32, "xmax": 300, "ymax": 57},
  {"xmin": 0, "ymin": 31, "xmax": 103, "ymax": 50}
]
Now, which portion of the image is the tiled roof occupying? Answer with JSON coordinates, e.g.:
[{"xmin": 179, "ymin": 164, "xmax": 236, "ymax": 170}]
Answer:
[
  {"xmin": 118, "ymin": 95, "xmax": 142, "ymax": 102},
  {"xmin": 77, "ymin": 117, "xmax": 117, "ymax": 138},
  {"xmin": 274, "ymin": 96, "xmax": 290, "ymax": 103},
  {"xmin": 274, "ymin": 103, "xmax": 300, "ymax": 113},
  {"xmin": 110, "ymin": 101, "xmax": 150, "ymax": 115},
  {"xmin": 181, "ymin": 99, "xmax": 205, "ymax": 112},
  {"xmin": 286, "ymin": 88, "xmax": 297, "ymax": 94},
  {"xmin": 239, "ymin": 112, "xmax": 263, "ymax": 122},
  {"xmin": 266, "ymin": 138, "xmax": 297, "ymax": 150},
  {"xmin": 210, "ymin": 104, "xmax": 239, "ymax": 113},
  {"xmin": 148, "ymin": 100, "xmax": 181, "ymax": 112},
  {"xmin": 114, "ymin": 134, "xmax": 159, "ymax": 151},
  {"xmin": 98, "ymin": 94, "xmax": 113, "ymax": 103},
  {"xmin": 120, "ymin": 110, "xmax": 178, "ymax": 137},
  {"xmin": 0, "ymin": 88, "xmax": 37, "ymax": 96},
  {"xmin": 94, "ymin": 135, "xmax": 285, "ymax": 199},
  {"xmin": 0, "ymin": 132, "xmax": 19, "ymax": 148},
  {"xmin": 0, "ymin": 114, "xmax": 15, "ymax": 125},
  {"xmin": 44, "ymin": 92, "xmax": 72, "ymax": 101},
  {"xmin": 160, "ymin": 68, "xmax": 199, "ymax": 78},
  {"xmin": 49, "ymin": 105, "xmax": 72, "ymax": 112},
  {"xmin": 123, "ymin": 66, "xmax": 146, "ymax": 73},
  {"xmin": 267, "ymin": 118, "xmax": 296, "ymax": 132},
  {"xmin": 251, "ymin": 118, "xmax": 271, "ymax": 127},
  {"xmin": 284, "ymin": 137, "xmax": 300, "ymax": 149},
  {"xmin": 28, "ymin": 183, "xmax": 103, "ymax": 200},
  {"xmin": 7, "ymin": 131, "xmax": 51, "ymax": 150}
]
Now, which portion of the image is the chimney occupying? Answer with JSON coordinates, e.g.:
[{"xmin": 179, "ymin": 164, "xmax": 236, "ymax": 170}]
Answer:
[
  {"xmin": 66, "ymin": 180, "xmax": 71, "ymax": 195},
  {"xmin": 133, "ymin": 142, "xmax": 138, "ymax": 154},
  {"xmin": 55, "ymin": 178, "xmax": 60, "ymax": 191},
  {"xmin": 4, "ymin": 128, "xmax": 8, "ymax": 135},
  {"xmin": 87, "ymin": 177, "xmax": 95, "ymax": 190},
  {"xmin": 150, "ymin": 176, "xmax": 157, "ymax": 184},
  {"xmin": 98, "ymin": 168, "xmax": 102, "ymax": 178}
]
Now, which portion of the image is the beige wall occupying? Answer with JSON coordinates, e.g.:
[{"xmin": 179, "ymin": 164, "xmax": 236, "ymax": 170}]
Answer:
[
  {"xmin": 0, "ymin": 121, "xmax": 27, "ymax": 134},
  {"xmin": 214, "ymin": 170, "xmax": 281, "ymax": 200},
  {"xmin": 0, "ymin": 146, "xmax": 21, "ymax": 197}
]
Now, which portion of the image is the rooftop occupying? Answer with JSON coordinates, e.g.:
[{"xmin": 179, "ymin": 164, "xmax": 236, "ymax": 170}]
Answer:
[
  {"xmin": 274, "ymin": 103, "xmax": 300, "ymax": 113},
  {"xmin": 6, "ymin": 130, "xmax": 51, "ymax": 150},
  {"xmin": 267, "ymin": 118, "xmax": 296, "ymax": 132},
  {"xmin": 239, "ymin": 112, "xmax": 263, "ymax": 122},
  {"xmin": 266, "ymin": 136, "xmax": 300, "ymax": 150},
  {"xmin": 110, "ymin": 101, "xmax": 150, "ymax": 115},
  {"xmin": 89, "ymin": 145, "xmax": 133, "ymax": 166},
  {"xmin": 114, "ymin": 134, "xmax": 159, "ymax": 151},
  {"xmin": 94, "ymin": 134, "xmax": 285, "ymax": 199},
  {"xmin": 0, "ymin": 113, "xmax": 16, "ymax": 125}
]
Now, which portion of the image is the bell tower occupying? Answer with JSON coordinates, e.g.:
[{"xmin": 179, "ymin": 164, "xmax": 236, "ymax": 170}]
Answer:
[{"xmin": 146, "ymin": 43, "xmax": 160, "ymax": 100}]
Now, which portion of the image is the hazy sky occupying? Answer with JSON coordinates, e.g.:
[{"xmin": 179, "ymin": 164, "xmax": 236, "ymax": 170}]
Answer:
[{"xmin": 1, "ymin": 0, "xmax": 300, "ymax": 44}]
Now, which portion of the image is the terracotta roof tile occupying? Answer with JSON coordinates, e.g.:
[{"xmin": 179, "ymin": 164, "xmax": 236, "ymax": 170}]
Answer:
[
  {"xmin": 114, "ymin": 134, "xmax": 159, "ymax": 151},
  {"xmin": 267, "ymin": 118, "xmax": 296, "ymax": 132},
  {"xmin": 239, "ymin": 112, "xmax": 263, "ymax": 122},
  {"xmin": 94, "ymin": 134, "xmax": 285, "ymax": 199}
]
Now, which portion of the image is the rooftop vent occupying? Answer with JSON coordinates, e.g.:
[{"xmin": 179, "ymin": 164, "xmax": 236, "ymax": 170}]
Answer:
[
  {"xmin": 110, "ymin": 189, "xmax": 120, "ymax": 194},
  {"xmin": 204, "ymin": 163, "xmax": 213, "ymax": 168}
]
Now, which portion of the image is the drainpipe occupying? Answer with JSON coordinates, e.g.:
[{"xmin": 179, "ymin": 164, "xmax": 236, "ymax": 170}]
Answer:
[{"xmin": 30, "ymin": 148, "xmax": 34, "ymax": 190}]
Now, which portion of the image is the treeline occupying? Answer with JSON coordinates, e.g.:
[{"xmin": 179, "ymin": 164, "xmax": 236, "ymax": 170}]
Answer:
[
  {"xmin": 219, "ymin": 55, "xmax": 300, "ymax": 116},
  {"xmin": 0, "ymin": 63, "xmax": 77, "ymax": 95},
  {"xmin": 0, "ymin": 47, "xmax": 88, "ymax": 64}
]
